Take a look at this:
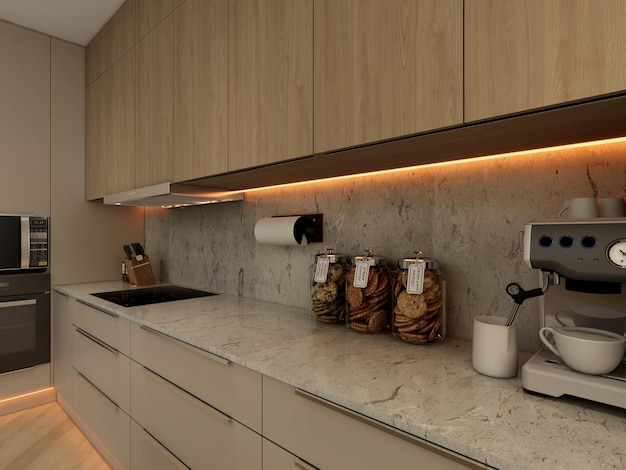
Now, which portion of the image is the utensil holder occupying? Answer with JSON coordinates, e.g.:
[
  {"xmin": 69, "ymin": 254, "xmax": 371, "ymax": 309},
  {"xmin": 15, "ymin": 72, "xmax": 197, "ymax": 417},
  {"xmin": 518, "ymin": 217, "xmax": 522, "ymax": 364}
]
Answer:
[{"xmin": 124, "ymin": 256, "xmax": 155, "ymax": 286}]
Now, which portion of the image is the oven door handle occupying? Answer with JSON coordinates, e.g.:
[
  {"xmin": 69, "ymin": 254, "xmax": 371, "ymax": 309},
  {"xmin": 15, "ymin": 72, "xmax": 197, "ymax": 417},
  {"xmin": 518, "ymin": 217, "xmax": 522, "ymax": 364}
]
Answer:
[{"xmin": 0, "ymin": 299, "xmax": 37, "ymax": 309}]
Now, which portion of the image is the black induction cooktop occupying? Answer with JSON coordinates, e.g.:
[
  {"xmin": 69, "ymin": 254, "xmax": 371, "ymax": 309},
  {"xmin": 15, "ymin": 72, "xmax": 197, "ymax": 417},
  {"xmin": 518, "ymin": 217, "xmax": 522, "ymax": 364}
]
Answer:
[{"xmin": 91, "ymin": 285, "xmax": 216, "ymax": 307}]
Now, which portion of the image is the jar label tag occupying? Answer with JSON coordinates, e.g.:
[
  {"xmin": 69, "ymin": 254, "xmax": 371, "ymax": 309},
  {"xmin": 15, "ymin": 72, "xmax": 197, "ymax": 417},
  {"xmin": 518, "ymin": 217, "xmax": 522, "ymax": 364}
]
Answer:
[
  {"xmin": 354, "ymin": 260, "xmax": 370, "ymax": 288},
  {"xmin": 407, "ymin": 262, "xmax": 425, "ymax": 294},
  {"xmin": 314, "ymin": 257, "xmax": 330, "ymax": 283}
]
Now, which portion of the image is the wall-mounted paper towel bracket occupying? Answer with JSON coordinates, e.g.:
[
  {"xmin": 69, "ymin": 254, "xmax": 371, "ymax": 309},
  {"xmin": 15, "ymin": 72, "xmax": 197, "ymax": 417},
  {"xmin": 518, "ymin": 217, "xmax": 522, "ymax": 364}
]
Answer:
[{"xmin": 254, "ymin": 214, "xmax": 323, "ymax": 246}]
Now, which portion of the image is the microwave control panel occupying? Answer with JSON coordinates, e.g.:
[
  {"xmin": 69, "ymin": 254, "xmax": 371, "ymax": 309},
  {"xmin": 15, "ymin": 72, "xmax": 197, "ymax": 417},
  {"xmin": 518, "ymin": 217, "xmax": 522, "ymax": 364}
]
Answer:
[{"xmin": 29, "ymin": 217, "xmax": 48, "ymax": 268}]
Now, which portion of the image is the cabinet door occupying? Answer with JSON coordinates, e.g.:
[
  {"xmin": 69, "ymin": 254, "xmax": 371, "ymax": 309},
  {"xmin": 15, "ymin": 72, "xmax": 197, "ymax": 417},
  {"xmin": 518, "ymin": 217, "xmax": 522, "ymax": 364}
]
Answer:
[
  {"xmin": 53, "ymin": 292, "xmax": 73, "ymax": 407},
  {"xmin": 228, "ymin": 0, "xmax": 313, "ymax": 171},
  {"xmin": 131, "ymin": 361, "xmax": 262, "ymax": 470},
  {"xmin": 173, "ymin": 0, "xmax": 228, "ymax": 181},
  {"xmin": 136, "ymin": 0, "xmax": 174, "ymax": 41},
  {"xmin": 465, "ymin": 0, "xmax": 626, "ymax": 122},
  {"xmin": 131, "ymin": 420, "xmax": 188, "ymax": 470},
  {"xmin": 136, "ymin": 15, "xmax": 174, "ymax": 188},
  {"xmin": 85, "ymin": 74, "xmax": 109, "ymax": 200},
  {"xmin": 108, "ymin": 0, "xmax": 137, "ymax": 66},
  {"xmin": 107, "ymin": 49, "xmax": 136, "ymax": 194},
  {"xmin": 263, "ymin": 376, "xmax": 478, "ymax": 470},
  {"xmin": 85, "ymin": 26, "xmax": 110, "ymax": 87},
  {"xmin": 314, "ymin": 0, "xmax": 463, "ymax": 153}
]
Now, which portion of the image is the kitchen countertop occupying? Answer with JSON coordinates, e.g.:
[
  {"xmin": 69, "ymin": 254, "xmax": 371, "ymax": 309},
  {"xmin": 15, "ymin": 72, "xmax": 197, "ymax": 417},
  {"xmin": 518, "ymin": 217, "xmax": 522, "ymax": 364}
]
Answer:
[{"xmin": 56, "ymin": 281, "xmax": 626, "ymax": 470}]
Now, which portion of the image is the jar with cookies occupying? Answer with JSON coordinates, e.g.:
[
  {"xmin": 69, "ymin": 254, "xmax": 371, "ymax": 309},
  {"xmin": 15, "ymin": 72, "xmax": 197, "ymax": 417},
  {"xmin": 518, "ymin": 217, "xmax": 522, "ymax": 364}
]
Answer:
[
  {"xmin": 392, "ymin": 253, "xmax": 446, "ymax": 344},
  {"xmin": 346, "ymin": 251, "xmax": 392, "ymax": 334},
  {"xmin": 310, "ymin": 249, "xmax": 349, "ymax": 323}
]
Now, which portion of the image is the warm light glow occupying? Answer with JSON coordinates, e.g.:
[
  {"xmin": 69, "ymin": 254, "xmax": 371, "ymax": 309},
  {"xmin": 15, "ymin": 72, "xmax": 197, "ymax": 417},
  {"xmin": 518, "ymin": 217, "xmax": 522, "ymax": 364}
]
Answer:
[
  {"xmin": 0, "ymin": 387, "xmax": 54, "ymax": 404},
  {"xmin": 242, "ymin": 136, "xmax": 626, "ymax": 194}
]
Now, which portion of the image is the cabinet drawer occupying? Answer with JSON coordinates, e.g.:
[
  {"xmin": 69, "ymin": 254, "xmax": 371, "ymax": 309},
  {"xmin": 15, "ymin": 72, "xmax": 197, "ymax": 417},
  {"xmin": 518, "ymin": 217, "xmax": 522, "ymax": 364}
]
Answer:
[
  {"xmin": 131, "ymin": 322, "xmax": 261, "ymax": 432},
  {"xmin": 73, "ymin": 326, "xmax": 130, "ymax": 413},
  {"xmin": 131, "ymin": 361, "xmax": 262, "ymax": 470},
  {"xmin": 264, "ymin": 439, "xmax": 316, "ymax": 470},
  {"xmin": 263, "ymin": 376, "xmax": 482, "ymax": 470},
  {"xmin": 131, "ymin": 419, "xmax": 188, "ymax": 470},
  {"xmin": 75, "ymin": 299, "xmax": 130, "ymax": 355},
  {"xmin": 73, "ymin": 369, "xmax": 131, "ymax": 470}
]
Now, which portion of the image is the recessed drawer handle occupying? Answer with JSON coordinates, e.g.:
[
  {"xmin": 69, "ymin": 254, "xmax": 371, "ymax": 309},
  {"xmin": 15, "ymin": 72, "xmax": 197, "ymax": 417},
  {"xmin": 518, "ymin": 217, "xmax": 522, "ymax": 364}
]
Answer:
[
  {"xmin": 77, "ymin": 298, "xmax": 119, "ymax": 318},
  {"xmin": 76, "ymin": 370, "xmax": 120, "ymax": 410},
  {"xmin": 139, "ymin": 324, "xmax": 230, "ymax": 366},
  {"xmin": 294, "ymin": 389, "xmax": 485, "ymax": 470},
  {"xmin": 75, "ymin": 327, "xmax": 119, "ymax": 355},
  {"xmin": 141, "ymin": 366, "xmax": 232, "ymax": 425},
  {"xmin": 295, "ymin": 459, "xmax": 320, "ymax": 470},
  {"xmin": 141, "ymin": 427, "xmax": 190, "ymax": 469}
]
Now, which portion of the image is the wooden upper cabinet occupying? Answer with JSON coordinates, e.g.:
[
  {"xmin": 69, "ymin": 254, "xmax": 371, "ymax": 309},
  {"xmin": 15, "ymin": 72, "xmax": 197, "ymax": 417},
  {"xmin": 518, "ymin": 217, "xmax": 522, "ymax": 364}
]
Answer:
[
  {"xmin": 108, "ymin": 0, "xmax": 137, "ymax": 65},
  {"xmin": 314, "ymin": 0, "xmax": 463, "ymax": 154},
  {"xmin": 228, "ymin": 0, "xmax": 313, "ymax": 172},
  {"xmin": 136, "ymin": 0, "xmax": 175, "ymax": 40},
  {"xmin": 465, "ymin": 0, "xmax": 626, "ymax": 122},
  {"xmin": 107, "ymin": 49, "xmax": 136, "ymax": 194},
  {"xmin": 85, "ymin": 26, "xmax": 110, "ymax": 87},
  {"xmin": 135, "ymin": 15, "xmax": 174, "ymax": 188},
  {"xmin": 173, "ymin": 0, "xmax": 228, "ymax": 182},
  {"xmin": 85, "ymin": 75, "xmax": 109, "ymax": 200}
]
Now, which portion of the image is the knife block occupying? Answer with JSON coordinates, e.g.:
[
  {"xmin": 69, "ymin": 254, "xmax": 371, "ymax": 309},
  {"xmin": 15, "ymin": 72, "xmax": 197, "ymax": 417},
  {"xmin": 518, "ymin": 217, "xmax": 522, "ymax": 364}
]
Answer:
[{"xmin": 124, "ymin": 256, "xmax": 155, "ymax": 286}]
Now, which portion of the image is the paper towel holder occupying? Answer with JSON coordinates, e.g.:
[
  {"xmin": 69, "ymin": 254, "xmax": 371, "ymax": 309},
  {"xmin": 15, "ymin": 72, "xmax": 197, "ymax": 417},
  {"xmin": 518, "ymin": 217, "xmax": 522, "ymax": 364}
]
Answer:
[{"xmin": 275, "ymin": 213, "xmax": 323, "ymax": 244}]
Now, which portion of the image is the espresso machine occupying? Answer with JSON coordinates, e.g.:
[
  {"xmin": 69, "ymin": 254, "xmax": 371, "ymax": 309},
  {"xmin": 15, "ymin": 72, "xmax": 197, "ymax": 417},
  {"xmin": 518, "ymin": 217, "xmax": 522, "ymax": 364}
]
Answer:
[{"xmin": 521, "ymin": 218, "xmax": 626, "ymax": 408}]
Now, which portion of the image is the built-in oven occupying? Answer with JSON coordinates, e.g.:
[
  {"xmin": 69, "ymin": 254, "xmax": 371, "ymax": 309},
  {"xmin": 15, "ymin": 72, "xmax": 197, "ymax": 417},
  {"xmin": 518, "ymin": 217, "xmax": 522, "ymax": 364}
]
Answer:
[{"xmin": 0, "ymin": 272, "xmax": 50, "ymax": 375}]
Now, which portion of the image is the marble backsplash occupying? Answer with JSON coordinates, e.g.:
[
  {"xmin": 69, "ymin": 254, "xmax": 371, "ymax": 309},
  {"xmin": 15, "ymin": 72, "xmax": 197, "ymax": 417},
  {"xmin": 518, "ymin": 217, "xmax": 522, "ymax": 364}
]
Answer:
[{"xmin": 145, "ymin": 141, "xmax": 626, "ymax": 352}]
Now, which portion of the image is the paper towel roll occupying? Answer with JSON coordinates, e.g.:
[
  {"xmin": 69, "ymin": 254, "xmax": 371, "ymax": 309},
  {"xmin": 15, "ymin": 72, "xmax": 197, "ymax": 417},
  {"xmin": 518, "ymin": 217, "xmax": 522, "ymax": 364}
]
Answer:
[{"xmin": 254, "ymin": 216, "xmax": 312, "ymax": 246}]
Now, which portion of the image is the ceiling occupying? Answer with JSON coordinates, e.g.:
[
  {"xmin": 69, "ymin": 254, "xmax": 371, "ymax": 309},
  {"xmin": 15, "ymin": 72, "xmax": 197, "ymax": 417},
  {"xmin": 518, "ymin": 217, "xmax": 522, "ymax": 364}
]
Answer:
[{"xmin": 0, "ymin": 0, "xmax": 125, "ymax": 46}]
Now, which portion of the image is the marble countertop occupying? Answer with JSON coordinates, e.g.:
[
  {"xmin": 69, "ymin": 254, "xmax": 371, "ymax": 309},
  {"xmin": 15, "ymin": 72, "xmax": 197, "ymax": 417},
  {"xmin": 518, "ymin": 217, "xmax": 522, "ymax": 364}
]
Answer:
[{"xmin": 56, "ymin": 281, "xmax": 626, "ymax": 470}]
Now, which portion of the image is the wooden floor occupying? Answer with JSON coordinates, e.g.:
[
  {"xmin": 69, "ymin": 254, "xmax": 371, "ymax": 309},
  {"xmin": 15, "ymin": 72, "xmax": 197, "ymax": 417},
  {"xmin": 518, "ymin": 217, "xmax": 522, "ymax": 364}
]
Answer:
[{"xmin": 0, "ymin": 402, "xmax": 110, "ymax": 469}]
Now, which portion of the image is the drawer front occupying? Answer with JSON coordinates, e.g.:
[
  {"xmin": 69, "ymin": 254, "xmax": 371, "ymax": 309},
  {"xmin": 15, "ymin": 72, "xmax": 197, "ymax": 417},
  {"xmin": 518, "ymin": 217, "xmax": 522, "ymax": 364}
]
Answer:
[
  {"xmin": 131, "ymin": 361, "xmax": 262, "ymax": 470},
  {"xmin": 131, "ymin": 322, "xmax": 261, "ymax": 432},
  {"xmin": 263, "ymin": 439, "xmax": 317, "ymax": 470},
  {"xmin": 131, "ymin": 420, "xmax": 189, "ymax": 470},
  {"xmin": 75, "ymin": 299, "xmax": 130, "ymax": 355},
  {"xmin": 73, "ymin": 326, "xmax": 131, "ymax": 413},
  {"xmin": 73, "ymin": 369, "xmax": 131, "ymax": 470},
  {"xmin": 263, "ymin": 376, "xmax": 481, "ymax": 470}
]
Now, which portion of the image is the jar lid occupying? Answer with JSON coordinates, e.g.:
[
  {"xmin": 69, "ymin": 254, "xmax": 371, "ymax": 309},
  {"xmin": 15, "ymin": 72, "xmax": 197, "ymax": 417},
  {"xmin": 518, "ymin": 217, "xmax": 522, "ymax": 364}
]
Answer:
[
  {"xmin": 398, "ymin": 256, "xmax": 439, "ymax": 270},
  {"xmin": 352, "ymin": 250, "xmax": 386, "ymax": 266},
  {"xmin": 315, "ymin": 249, "xmax": 346, "ymax": 264}
]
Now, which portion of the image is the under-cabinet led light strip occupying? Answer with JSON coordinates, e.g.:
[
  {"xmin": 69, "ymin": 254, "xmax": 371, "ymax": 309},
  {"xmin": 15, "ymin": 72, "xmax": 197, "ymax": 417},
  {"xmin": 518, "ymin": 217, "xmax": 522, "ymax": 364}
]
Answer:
[{"xmin": 242, "ymin": 136, "xmax": 626, "ymax": 194}]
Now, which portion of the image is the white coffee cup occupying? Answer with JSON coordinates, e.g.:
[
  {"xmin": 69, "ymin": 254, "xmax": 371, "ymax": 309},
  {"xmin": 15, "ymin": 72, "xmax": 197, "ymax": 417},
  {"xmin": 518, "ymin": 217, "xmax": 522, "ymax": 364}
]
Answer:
[
  {"xmin": 539, "ymin": 326, "xmax": 626, "ymax": 375},
  {"xmin": 472, "ymin": 316, "xmax": 518, "ymax": 379},
  {"xmin": 559, "ymin": 197, "xmax": 599, "ymax": 219},
  {"xmin": 598, "ymin": 197, "xmax": 626, "ymax": 217},
  {"xmin": 555, "ymin": 303, "xmax": 626, "ymax": 335}
]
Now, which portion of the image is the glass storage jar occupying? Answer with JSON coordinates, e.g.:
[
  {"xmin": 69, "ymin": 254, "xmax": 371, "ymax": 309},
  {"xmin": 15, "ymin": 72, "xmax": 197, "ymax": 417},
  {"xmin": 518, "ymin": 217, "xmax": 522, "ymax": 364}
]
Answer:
[
  {"xmin": 346, "ymin": 251, "xmax": 391, "ymax": 333},
  {"xmin": 392, "ymin": 253, "xmax": 446, "ymax": 344},
  {"xmin": 310, "ymin": 250, "xmax": 349, "ymax": 323}
]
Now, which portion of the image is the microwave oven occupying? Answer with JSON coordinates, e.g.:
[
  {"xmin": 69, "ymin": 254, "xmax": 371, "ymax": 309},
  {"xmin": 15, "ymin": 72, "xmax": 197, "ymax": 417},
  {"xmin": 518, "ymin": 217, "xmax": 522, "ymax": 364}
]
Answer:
[{"xmin": 0, "ymin": 215, "xmax": 49, "ymax": 271}]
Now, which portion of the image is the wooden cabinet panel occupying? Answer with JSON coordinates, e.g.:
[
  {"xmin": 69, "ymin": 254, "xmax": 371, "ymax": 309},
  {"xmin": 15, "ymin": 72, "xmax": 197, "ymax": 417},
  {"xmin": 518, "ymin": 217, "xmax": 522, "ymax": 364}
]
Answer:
[
  {"xmin": 131, "ymin": 322, "xmax": 262, "ymax": 432},
  {"xmin": 314, "ymin": 0, "xmax": 463, "ymax": 153},
  {"xmin": 85, "ymin": 75, "xmax": 109, "ymax": 200},
  {"xmin": 107, "ymin": 49, "xmax": 136, "ymax": 194},
  {"xmin": 53, "ymin": 292, "xmax": 73, "ymax": 407},
  {"xmin": 228, "ymin": 0, "xmax": 313, "ymax": 171},
  {"xmin": 131, "ymin": 361, "xmax": 262, "ymax": 470},
  {"xmin": 85, "ymin": 26, "xmax": 110, "ymax": 86},
  {"xmin": 173, "ymin": 0, "xmax": 228, "ymax": 181},
  {"xmin": 136, "ymin": 16, "xmax": 174, "ymax": 188},
  {"xmin": 465, "ymin": 0, "xmax": 626, "ymax": 122},
  {"xmin": 108, "ymin": 0, "xmax": 137, "ymax": 65},
  {"xmin": 136, "ymin": 0, "xmax": 175, "ymax": 40},
  {"xmin": 263, "ymin": 376, "xmax": 478, "ymax": 470}
]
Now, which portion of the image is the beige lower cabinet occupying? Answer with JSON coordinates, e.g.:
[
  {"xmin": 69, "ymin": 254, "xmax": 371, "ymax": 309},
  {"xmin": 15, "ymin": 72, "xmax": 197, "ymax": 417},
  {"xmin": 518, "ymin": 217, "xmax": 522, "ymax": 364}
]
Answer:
[
  {"xmin": 72, "ymin": 369, "xmax": 131, "ymax": 470},
  {"xmin": 130, "ymin": 360, "xmax": 262, "ymax": 469},
  {"xmin": 263, "ymin": 376, "xmax": 483, "ymax": 470},
  {"xmin": 130, "ymin": 419, "xmax": 189, "ymax": 470},
  {"xmin": 263, "ymin": 438, "xmax": 316, "ymax": 470}
]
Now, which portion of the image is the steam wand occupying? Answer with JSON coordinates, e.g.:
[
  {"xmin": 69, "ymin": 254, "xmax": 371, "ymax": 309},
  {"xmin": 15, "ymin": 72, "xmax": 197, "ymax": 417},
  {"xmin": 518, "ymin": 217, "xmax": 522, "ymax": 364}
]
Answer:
[{"xmin": 505, "ymin": 274, "xmax": 552, "ymax": 326}]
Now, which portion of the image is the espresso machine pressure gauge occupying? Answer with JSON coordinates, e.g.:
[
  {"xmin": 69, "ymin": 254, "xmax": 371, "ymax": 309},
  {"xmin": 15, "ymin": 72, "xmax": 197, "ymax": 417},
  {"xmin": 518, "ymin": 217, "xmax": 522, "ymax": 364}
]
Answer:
[{"xmin": 607, "ymin": 239, "xmax": 626, "ymax": 268}]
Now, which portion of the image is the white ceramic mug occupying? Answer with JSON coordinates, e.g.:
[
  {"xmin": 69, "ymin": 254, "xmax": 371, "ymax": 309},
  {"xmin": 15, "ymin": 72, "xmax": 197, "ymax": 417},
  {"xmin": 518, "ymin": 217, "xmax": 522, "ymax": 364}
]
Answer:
[
  {"xmin": 555, "ymin": 303, "xmax": 626, "ymax": 335},
  {"xmin": 472, "ymin": 316, "xmax": 518, "ymax": 379},
  {"xmin": 559, "ymin": 197, "xmax": 599, "ymax": 219},
  {"xmin": 539, "ymin": 326, "xmax": 626, "ymax": 375},
  {"xmin": 597, "ymin": 197, "xmax": 626, "ymax": 217}
]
